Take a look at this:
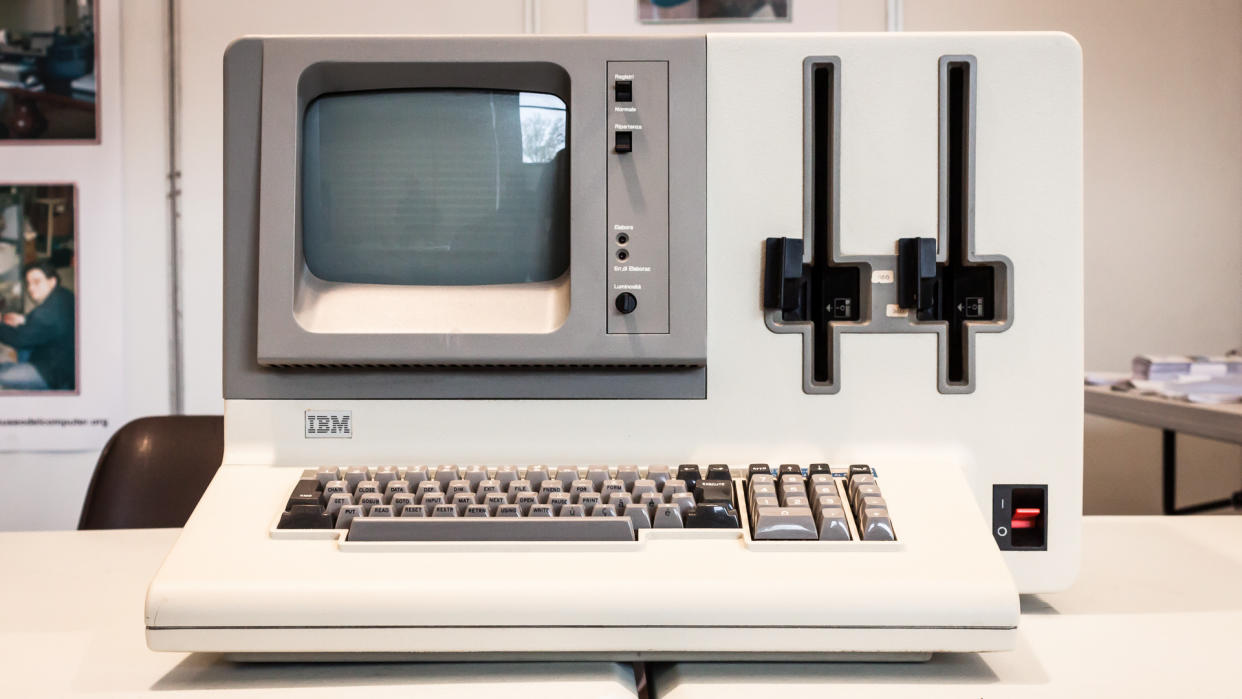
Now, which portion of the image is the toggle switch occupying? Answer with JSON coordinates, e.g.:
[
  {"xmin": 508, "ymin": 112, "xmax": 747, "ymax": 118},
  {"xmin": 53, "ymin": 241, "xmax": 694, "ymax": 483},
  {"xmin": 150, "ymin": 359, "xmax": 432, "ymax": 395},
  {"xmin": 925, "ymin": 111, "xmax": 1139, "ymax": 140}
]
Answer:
[
  {"xmin": 614, "ymin": 130, "xmax": 632, "ymax": 154},
  {"xmin": 614, "ymin": 79, "xmax": 633, "ymax": 102},
  {"xmin": 1010, "ymin": 507, "xmax": 1041, "ymax": 529}
]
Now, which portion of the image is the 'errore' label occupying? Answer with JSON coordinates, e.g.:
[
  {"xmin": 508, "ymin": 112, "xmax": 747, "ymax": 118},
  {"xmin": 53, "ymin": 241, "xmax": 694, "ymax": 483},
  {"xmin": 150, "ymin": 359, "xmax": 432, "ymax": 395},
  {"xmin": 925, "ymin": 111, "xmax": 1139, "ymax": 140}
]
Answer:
[{"xmin": 305, "ymin": 410, "xmax": 352, "ymax": 439}]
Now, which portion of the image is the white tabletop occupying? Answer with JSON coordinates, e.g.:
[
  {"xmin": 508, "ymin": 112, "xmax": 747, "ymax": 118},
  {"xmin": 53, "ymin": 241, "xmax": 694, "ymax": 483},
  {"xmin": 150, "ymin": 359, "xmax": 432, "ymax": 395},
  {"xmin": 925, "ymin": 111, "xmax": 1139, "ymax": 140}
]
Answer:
[
  {"xmin": 651, "ymin": 515, "xmax": 1242, "ymax": 697},
  {"xmin": 0, "ymin": 528, "xmax": 638, "ymax": 698}
]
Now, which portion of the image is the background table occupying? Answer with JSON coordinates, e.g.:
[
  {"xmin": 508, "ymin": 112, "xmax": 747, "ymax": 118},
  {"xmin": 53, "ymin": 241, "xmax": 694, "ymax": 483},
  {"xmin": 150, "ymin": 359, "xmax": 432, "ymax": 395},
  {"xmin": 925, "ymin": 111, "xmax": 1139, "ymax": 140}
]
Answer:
[
  {"xmin": 1085, "ymin": 385, "xmax": 1242, "ymax": 513},
  {"xmin": 4, "ymin": 518, "xmax": 1240, "ymax": 696}
]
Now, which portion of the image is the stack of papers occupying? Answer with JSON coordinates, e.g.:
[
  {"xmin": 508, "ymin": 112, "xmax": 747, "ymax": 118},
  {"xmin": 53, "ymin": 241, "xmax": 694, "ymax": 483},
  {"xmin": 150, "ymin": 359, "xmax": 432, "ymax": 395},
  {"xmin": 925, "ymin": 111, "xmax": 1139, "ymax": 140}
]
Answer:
[{"xmin": 1131, "ymin": 355, "xmax": 1242, "ymax": 381}]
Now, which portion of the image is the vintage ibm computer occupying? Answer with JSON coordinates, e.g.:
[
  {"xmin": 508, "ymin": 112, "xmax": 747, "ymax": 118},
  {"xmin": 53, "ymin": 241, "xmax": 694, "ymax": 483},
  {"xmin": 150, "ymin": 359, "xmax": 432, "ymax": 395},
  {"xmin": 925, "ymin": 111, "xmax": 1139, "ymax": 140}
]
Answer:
[{"xmin": 146, "ymin": 32, "xmax": 1083, "ymax": 660}]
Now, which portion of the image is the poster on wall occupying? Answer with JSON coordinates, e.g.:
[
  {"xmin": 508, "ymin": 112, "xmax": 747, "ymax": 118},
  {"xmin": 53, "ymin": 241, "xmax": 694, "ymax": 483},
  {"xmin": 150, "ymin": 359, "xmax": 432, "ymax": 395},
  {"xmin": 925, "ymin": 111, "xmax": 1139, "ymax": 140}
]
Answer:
[
  {"xmin": 0, "ymin": 0, "xmax": 97, "ymax": 141},
  {"xmin": 0, "ymin": 0, "xmax": 123, "ymax": 452},
  {"xmin": 588, "ymin": 0, "xmax": 834, "ymax": 33}
]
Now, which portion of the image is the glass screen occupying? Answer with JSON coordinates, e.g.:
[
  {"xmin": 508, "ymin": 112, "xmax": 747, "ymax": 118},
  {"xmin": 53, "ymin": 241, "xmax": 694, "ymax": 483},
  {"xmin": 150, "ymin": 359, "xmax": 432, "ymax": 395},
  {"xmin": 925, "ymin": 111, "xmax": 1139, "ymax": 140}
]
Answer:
[{"xmin": 301, "ymin": 89, "xmax": 569, "ymax": 286}]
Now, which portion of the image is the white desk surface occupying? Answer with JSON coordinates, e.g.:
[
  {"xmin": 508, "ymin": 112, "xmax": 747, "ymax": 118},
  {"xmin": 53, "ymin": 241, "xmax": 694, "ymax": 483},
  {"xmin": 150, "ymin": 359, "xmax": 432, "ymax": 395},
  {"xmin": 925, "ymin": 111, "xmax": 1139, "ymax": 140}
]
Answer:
[
  {"xmin": 3, "ymin": 518, "xmax": 1240, "ymax": 697},
  {"xmin": 652, "ymin": 515, "xmax": 1242, "ymax": 698},
  {"xmin": 0, "ymin": 527, "xmax": 638, "ymax": 698}
]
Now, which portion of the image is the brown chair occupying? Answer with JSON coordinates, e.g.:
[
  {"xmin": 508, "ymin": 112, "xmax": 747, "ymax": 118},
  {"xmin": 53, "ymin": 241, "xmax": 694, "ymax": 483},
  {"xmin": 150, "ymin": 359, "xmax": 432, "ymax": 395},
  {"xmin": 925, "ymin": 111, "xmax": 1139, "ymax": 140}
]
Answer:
[{"xmin": 78, "ymin": 415, "xmax": 224, "ymax": 529}]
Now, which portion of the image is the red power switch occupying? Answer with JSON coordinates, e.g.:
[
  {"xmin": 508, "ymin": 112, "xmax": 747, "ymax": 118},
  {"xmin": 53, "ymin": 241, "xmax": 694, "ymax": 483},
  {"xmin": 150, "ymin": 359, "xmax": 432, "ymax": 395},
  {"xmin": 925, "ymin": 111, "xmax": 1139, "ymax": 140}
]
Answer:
[{"xmin": 1011, "ymin": 507, "xmax": 1041, "ymax": 529}]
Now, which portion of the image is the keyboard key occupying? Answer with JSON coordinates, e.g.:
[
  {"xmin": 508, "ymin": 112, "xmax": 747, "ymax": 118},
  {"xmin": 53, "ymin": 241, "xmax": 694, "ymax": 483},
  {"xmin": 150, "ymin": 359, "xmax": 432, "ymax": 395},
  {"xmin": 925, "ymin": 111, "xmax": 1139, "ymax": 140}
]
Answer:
[
  {"xmin": 452, "ymin": 493, "xmax": 475, "ymax": 516},
  {"xmin": 685, "ymin": 503, "xmax": 740, "ymax": 528},
  {"xmin": 493, "ymin": 465, "xmax": 519, "ymax": 487},
  {"xmin": 538, "ymin": 482, "xmax": 563, "ymax": 503},
  {"xmin": 477, "ymin": 479, "xmax": 502, "ymax": 497},
  {"xmin": 554, "ymin": 466, "xmax": 580, "ymax": 488},
  {"xmin": 559, "ymin": 504, "xmax": 585, "ymax": 517},
  {"xmin": 695, "ymin": 480, "xmax": 734, "ymax": 505},
  {"xmin": 464, "ymin": 504, "xmax": 489, "ymax": 517},
  {"xmin": 676, "ymin": 464, "xmax": 702, "ymax": 493},
  {"xmin": 751, "ymin": 496, "xmax": 779, "ymax": 509},
  {"xmin": 609, "ymin": 492, "xmax": 633, "ymax": 511},
  {"xmin": 383, "ymin": 480, "xmax": 410, "ymax": 503},
  {"xmin": 645, "ymin": 465, "xmax": 671, "ymax": 487},
  {"xmin": 357, "ymin": 493, "xmax": 383, "ymax": 514},
  {"xmin": 547, "ymin": 493, "xmax": 571, "ymax": 515},
  {"xmin": 278, "ymin": 503, "xmax": 331, "ymax": 529},
  {"xmin": 344, "ymin": 466, "xmax": 369, "ymax": 490},
  {"xmin": 653, "ymin": 503, "xmax": 683, "ymax": 528},
  {"xmin": 484, "ymin": 492, "xmax": 508, "ymax": 515},
  {"xmin": 753, "ymin": 507, "xmax": 816, "ymax": 540},
  {"xmin": 415, "ymin": 481, "xmax": 441, "ymax": 502},
  {"xmin": 403, "ymin": 465, "xmax": 429, "ymax": 487},
  {"xmin": 852, "ymin": 484, "xmax": 882, "ymax": 506},
  {"xmin": 783, "ymin": 496, "xmax": 809, "ymax": 509},
  {"xmin": 569, "ymin": 479, "xmax": 595, "ymax": 500},
  {"xmin": 809, "ymin": 473, "xmax": 835, "ymax": 489},
  {"xmin": 354, "ymin": 480, "xmax": 381, "ymax": 497},
  {"xmin": 615, "ymin": 465, "xmax": 640, "ymax": 488},
  {"xmin": 399, "ymin": 503, "xmax": 426, "ymax": 517},
  {"xmin": 860, "ymin": 508, "xmax": 895, "ymax": 541},
  {"xmin": 578, "ymin": 493, "xmax": 602, "ymax": 512},
  {"xmin": 421, "ymin": 493, "xmax": 446, "ymax": 513},
  {"xmin": 464, "ymin": 465, "xmax": 488, "ymax": 488},
  {"xmin": 390, "ymin": 493, "xmax": 416, "ymax": 513},
  {"xmin": 446, "ymin": 480, "xmax": 473, "ymax": 501},
  {"xmin": 778, "ymin": 464, "xmax": 802, "ymax": 477},
  {"xmin": 817, "ymin": 507, "xmax": 851, "ymax": 540},
  {"xmin": 586, "ymin": 465, "xmax": 610, "ymax": 490},
  {"xmin": 808, "ymin": 463, "xmax": 832, "ymax": 476},
  {"xmin": 335, "ymin": 504, "xmax": 363, "ymax": 528},
  {"xmin": 321, "ymin": 480, "xmax": 349, "ymax": 505},
  {"xmin": 496, "ymin": 504, "xmax": 521, "ymax": 517},
  {"xmin": 434, "ymin": 465, "xmax": 459, "ymax": 489},
  {"xmin": 671, "ymin": 492, "xmax": 697, "ymax": 517},
  {"xmin": 286, "ymin": 479, "xmax": 321, "ymax": 510},
  {"xmin": 346, "ymin": 516, "xmax": 635, "ymax": 541},
  {"xmin": 630, "ymin": 479, "xmax": 658, "ymax": 501},
  {"xmin": 527, "ymin": 504, "xmax": 553, "ymax": 518},
  {"xmin": 592, "ymin": 504, "xmax": 618, "ymax": 517},
  {"xmin": 662, "ymin": 479, "xmax": 688, "ymax": 500},
  {"xmin": 374, "ymin": 466, "xmax": 399, "ymax": 487},
  {"xmin": 368, "ymin": 504, "xmax": 394, "ymax": 518},
  {"xmin": 705, "ymin": 464, "xmax": 732, "ymax": 482},
  {"xmin": 524, "ymin": 466, "xmax": 550, "ymax": 490},
  {"xmin": 515, "ymin": 492, "xmax": 538, "ymax": 515},
  {"xmin": 748, "ymin": 463, "xmax": 772, "ymax": 477},
  {"xmin": 749, "ymin": 473, "xmax": 775, "ymax": 488},
  {"xmin": 624, "ymin": 502, "xmax": 652, "ymax": 529},
  {"xmin": 848, "ymin": 464, "xmax": 873, "ymax": 480},
  {"xmin": 601, "ymin": 479, "xmax": 626, "ymax": 501},
  {"xmin": 325, "ymin": 492, "xmax": 353, "ymax": 517},
  {"xmin": 314, "ymin": 466, "xmax": 340, "ymax": 487},
  {"xmin": 848, "ymin": 474, "xmax": 876, "ymax": 499},
  {"xmin": 432, "ymin": 504, "xmax": 458, "ymax": 518}
]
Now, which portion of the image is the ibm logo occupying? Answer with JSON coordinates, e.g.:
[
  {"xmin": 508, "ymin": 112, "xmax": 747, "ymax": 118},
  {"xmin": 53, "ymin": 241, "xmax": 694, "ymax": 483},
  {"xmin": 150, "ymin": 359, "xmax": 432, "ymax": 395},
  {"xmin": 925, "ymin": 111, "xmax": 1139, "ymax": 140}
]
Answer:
[{"xmin": 305, "ymin": 410, "xmax": 353, "ymax": 439}]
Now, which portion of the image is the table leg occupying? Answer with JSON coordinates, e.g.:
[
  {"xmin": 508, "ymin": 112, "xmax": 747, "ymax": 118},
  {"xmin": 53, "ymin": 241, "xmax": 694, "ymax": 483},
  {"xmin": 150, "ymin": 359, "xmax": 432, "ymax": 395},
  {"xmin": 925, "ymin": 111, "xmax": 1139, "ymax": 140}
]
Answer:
[{"xmin": 1161, "ymin": 429, "xmax": 1237, "ymax": 515}]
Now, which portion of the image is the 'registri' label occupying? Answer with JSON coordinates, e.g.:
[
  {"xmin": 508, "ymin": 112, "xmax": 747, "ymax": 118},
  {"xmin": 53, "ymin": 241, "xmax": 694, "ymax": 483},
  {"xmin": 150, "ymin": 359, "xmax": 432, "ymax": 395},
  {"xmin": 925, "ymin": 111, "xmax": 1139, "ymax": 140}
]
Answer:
[{"xmin": 304, "ymin": 410, "xmax": 352, "ymax": 439}]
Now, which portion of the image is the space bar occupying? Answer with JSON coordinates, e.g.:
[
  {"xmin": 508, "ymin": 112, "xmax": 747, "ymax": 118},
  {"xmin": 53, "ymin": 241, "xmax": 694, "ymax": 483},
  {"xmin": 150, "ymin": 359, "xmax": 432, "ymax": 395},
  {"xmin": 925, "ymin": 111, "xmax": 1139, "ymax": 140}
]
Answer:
[{"xmin": 346, "ymin": 517, "xmax": 636, "ymax": 542}]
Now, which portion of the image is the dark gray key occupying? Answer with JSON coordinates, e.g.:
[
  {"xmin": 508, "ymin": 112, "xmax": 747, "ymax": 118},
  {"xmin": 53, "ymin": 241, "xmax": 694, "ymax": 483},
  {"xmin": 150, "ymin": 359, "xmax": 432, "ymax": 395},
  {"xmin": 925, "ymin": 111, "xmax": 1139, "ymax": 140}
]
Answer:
[
  {"xmin": 391, "ymin": 493, "xmax": 416, "ymax": 513},
  {"xmin": 779, "ymin": 485, "xmax": 806, "ymax": 505},
  {"xmin": 278, "ymin": 503, "xmax": 331, "ymax": 529},
  {"xmin": 368, "ymin": 504, "xmax": 394, "ymax": 518},
  {"xmin": 861, "ymin": 495, "xmax": 887, "ymax": 511},
  {"xmin": 484, "ymin": 492, "xmax": 508, "ymax": 515},
  {"xmin": 496, "ymin": 504, "xmax": 521, "ymax": 517},
  {"xmin": 817, "ymin": 507, "xmax": 851, "ymax": 540},
  {"xmin": 578, "ymin": 493, "xmax": 603, "ymax": 512},
  {"xmin": 527, "ymin": 504, "xmax": 553, "ymax": 518},
  {"xmin": 447, "ymin": 479, "xmax": 473, "ymax": 501},
  {"xmin": 515, "ymin": 492, "xmax": 538, "ymax": 515},
  {"xmin": 384, "ymin": 480, "xmax": 410, "ymax": 503},
  {"xmin": 705, "ymin": 464, "xmax": 732, "ymax": 482},
  {"xmin": 749, "ymin": 473, "xmax": 776, "ymax": 488},
  {"xmin": 852, "ymin": 484, "xmax": 882, "ymax": 507},
  {"xmin": 750, "ymin": 484, "xmax": 777, "ymax": 501},
  {"xmin": 464, "ymin": 503, "xmax": 490, "ymax": 517},
  {"xmin": 420, "ymin": 492, "xmax": 446, "ymax": 513},
  {"xmin": 783, "ymin": 496, "xmax": 809, "ymax": 509},
  {"xmin": 753, "ymin": 506, "xmax": 817, "ymax": 540},
  {"xmin": 452, "ymin": 493, "xmax": 475, "ymax": 516},
  {"xmin": 347, "ymin": 516, "xmax": 635, "ymax": 541},
  {"xmin": 357, "ymin": 493, "xmax": 383, "ymax": 514},
  {"xmin": 547, "ymin": 493, "xmax": 571, "ymax": 515},
  {"xmin": 809, "ymin": 473, "xmax": 835, "ymax": 490},
  {"xmin": 354, "ymin": 480, "xmax": 380, "ymax": 497},
  {"xmin": 506, "ymin": 480, "xmax": 532, "ymax": 501},
  {"xmin": 344, "ymin": 466, "xmax": 369, "ymax": 491},
  {"xmin": 464, "ymin": 465, "xmax": 488, "ymax": 488},
  {"xmin": 751, "ymin": 496, "xmax": 779, "ymax": 510},
  {"xmin": 645, "ymin": 465, "xmax": 671, "ymax": 487},
  {"xmin": 321, "ymin": 480, "xmax": 349, "ymax": 505},
  {"xmin": 538, "ymin": 481, "xmax": 564, "ymax": 504},
  {"xmin": 431, "ymin": 503, "xmax": 458, "ymax": 518},
  {"xmin": 849, "ymin": 474, "xmax": 877, "ymax": 500},
  {"xmin": 325, "ymin": 492, "xmax": 353, "ymax": 517},
  {"xmin": 601, "ymin": 479, "xmax": 626, "ymax": 501},
  {"xmin": 415, "ymin": 481, "xmax": 441, "ymax": 502},
  {"xmin": 569, "ymin": 479, "xmax": 595, "ymax": 500},
  {"xmin": 524, "ymin": 466, "xmax": 550, "ymax": 490},
  {"xmin": 399, "ymin": 503, "xmax": 426, "ymax": 517},
  {"xmin": 493, "ymin": 465, "xmax": 519, "ymax": 487}
]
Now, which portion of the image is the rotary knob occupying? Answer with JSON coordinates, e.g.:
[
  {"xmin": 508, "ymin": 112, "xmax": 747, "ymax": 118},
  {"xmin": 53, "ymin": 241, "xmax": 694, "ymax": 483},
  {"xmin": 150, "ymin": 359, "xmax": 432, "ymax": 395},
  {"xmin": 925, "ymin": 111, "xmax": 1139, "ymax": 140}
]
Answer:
[{"xmin": 615, "ymin": 292, "xmax": 638, "ymax": 314}]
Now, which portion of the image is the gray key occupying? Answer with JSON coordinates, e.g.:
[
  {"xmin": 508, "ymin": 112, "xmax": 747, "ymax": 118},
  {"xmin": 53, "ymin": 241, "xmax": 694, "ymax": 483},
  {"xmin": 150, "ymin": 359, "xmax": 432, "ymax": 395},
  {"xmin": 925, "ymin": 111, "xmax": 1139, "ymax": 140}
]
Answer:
[
  {"xmin": 496, "ymin": 504, "xmax": 521, "ymax": 517},
  {"xmin": 434, "ymin": 465, "xmax": 460, "ymax": 489},
  {"xmin": 485, "ymin": 492, "xmax": 508, "ymax": 515},
  {"xmin": 494, "ymin": 465, "xmax": 519, "ymax": 487},
  {"xmin": 335, "ymin": 504, "xmax": 363, "ymax": 528},
  {"xmin": 609, "ymin": 492, "xmax": 633, "ymax": 510},
  {"xmin": 384, "ymin": 480, "xmax": 410, "ymax": 503},
  {"xmin": 783, "ymin": 496, "xmax": 809, "ymax": 509},
  {"xmin": 315, "ymin": 466, "xmax": 340, "ymax": 487},
  {"xmin": 464, "ymin": 503, "xmax": 490, "ymax": 517},
  {"xmin": 325, "ymin": 492, "xmax": 353, "ymax": 517},
  {"xmin": 447, "ymin": 480, "xmax": 474, "ymax": 501},
  {"xmin": 355, "ymin": 480, "xmax": 381, "ymax": 497},
  {"xmin": 432, "ymin": 504, "xmax": 458, "ymax": 517},
  {"xmin": 809, "ymin": 473, "xmax": 835, "ymax": 489},
  {"xmin": 750, "ymin": 484, "xmax": 777, "ymax": 501},
  {"xmin": 753, "ymin": 506, "xmax": 817, "ymax": 540},
  {"xmin": 554, "ymin": 466, "xmax": 580, "ymax": 488},
  {"xmin": 547, "ymin": 493, "xmax": 571, "ymax": 515},
  {"xmin": 624, "ymin": 502, "xmax": 652, "ymax": 529},
  {"xmin": 860, "ymin": 508, "xmax": 896, "ymax": 541},
  {"xmin": 357, "ymin": 493, "xmax": 383, "ymax": 514},
  {"xmin": 374, "ymin": 466, "xmax": 399, "ymax": 487},
  {"xmin": 780, "ymin": 473, "xmax": 805, "ymax": 487},
  {"xmin": 527, "ymin": 504, "xmax": 553, "ymax": 518},
  {"xmin": 631, "ymin": 479, "xmax": 658, "ymax": 501},
  {"xmin": 477, "ymin": 479, "xmax": 502, "ymax": 499},
  {"xmin": 861, "ymin": 495, "xmax": 887, "ymax": 511},
  {"xmin": 653, "ymin": 503, "xmax": 683, "ymax": 528},
  {"xmin": 569, "ymin": 479, "xmax": 595, "ymax": 500},
  {"xmin": 403, "ymin": 465, "xmax": 429, "ymax": 488},
  {"xmin": 817, "ymin": 506, "xmax": 851, "ymax": 540},
  {"xmin": 671, "ymin": 492, "xmax": 696, "ymax": 517},
  {"xmin": 751, "ymin": 496, "xmax": 779, "ymax": 510},
  {"xmin": 452, "ymin": 492, "xmax": 475, "ymax": 516},
  {"xmin": 592, "ymin": 504, "xmax": 618, "ymax": 517},
  {"xmin": 585, "ymin": 465, "xmax": 610, "ymax": 490},
  {"xmin": 559, "ymin": 504, "xmax": 585, "ymax": 517},
  {"xmin": 464, "ymin": 465, "xmax": 488, "ymax": 488},
  {"xmin": 538, "ymin": 481, "xmax": 564, "ymax": 503},
  {"xmin": 421, "ymin": 492, "xmax": 446, "ymax": 513},
  {"xmin": 639, "ymin": 491, "xmax": 663, "ymax": 508},
  {"xmin": 400, "ymin": 503, "xmax": 426, "ymax": 517},
  {"xmin": 849, "ymin": 475, "xmax": 877, "ymax": 500},
  {"xmin": 615, "ymin": 465, "xmax": 640, "ymax": 488},
  {"xmin": 344, "ymin": 466, "xmax": 369, "ymax": 490},
  {"xmin": 368, "ymin": 504, "xmax": 394, "ymax": 518},
  {"xmin": 810, "ymin": 485, "xmax": 838, "ymax": 506},
  {"xmin": 524, "ymin": 466, "xmax": 550, "ymax": 490},
  {"xmin": 600, "ymin": 479, "xmax": 626, "ymax": 501},
  {"xmin": 662, "ymin": 479, "xmax": 688, "ymax": 500},
  {"xmin": 578, "ymin": 493, "xmax": 603, "ymax": 512},
  {"xmin": 852, "ymin": 484, "xmax": 882, "ymax": 507},
  {"xmin": 415, "ymin": 481, "xmax": 441, "ymax": 501},
  {"xmin": 322, "ymin": 480, "xmax": 349, "ymax": 503},
  {"xmin": 515, "ymin": 492, "xmax": 538, "ymax": 515},
  {"xmin": 506, "ymin": 479, "xmax": 532, "ymax": 499},
  {"xmin": 347, "ymin": 516, "xmax": 635, "ymax": 541},
  {"xmin": 391, "ymin": 493, "xmax": 416, "ymax": 513},
  {"xmin": 645, "ymin": 465, "xmax": 671, "ymax": 487},
  {"xmin": 779, "ymin": 485, "xmax": 806, "ymax": 505}
]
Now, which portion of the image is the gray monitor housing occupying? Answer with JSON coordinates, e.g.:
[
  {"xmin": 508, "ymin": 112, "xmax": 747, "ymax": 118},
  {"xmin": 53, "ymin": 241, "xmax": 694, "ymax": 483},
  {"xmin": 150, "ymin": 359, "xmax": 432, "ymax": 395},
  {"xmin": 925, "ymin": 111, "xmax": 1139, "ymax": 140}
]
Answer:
[{"xmin": 223, "ymin": 36, "xmax": 707, "ymax": 399}]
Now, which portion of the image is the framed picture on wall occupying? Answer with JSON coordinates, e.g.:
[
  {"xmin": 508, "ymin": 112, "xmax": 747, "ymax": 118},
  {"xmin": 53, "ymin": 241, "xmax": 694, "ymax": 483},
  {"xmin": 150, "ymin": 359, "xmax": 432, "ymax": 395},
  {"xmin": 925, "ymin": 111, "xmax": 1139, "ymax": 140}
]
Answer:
[
  {"xmin": 0, "ymin": 183, "xmax": 78, "ymax": 395},
  {"xmin": 0, "ymin": 0, "xmax": 98, "ymax": 142},
  {"xmin": 639, "ymin": 0, "xmax": 791, "ymax": 23}
]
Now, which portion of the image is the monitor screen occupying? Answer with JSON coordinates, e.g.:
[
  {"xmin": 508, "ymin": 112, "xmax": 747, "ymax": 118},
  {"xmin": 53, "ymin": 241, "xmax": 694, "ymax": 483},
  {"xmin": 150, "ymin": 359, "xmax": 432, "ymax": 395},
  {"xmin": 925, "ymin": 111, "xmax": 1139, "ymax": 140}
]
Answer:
[{"xmin": 301, "ymin": 89, "xmax": 569, "ymax": 286}]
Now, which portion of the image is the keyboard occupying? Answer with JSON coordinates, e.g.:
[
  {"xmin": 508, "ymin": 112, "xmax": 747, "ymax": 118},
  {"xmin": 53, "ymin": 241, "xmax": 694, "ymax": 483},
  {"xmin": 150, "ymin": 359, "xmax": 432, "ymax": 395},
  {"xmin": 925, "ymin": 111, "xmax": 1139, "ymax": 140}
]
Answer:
[{"xmin": 275, "ymin": 463, "xmax": 895, "ymax": 543}]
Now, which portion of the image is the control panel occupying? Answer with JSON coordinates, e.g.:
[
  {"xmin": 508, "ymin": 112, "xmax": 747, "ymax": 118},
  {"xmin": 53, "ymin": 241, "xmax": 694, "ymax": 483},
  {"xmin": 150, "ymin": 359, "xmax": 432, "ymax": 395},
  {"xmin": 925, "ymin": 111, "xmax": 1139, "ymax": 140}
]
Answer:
[{"xmin": 607, "ymin": 61, "xmax": 670, "ymax": 334}]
